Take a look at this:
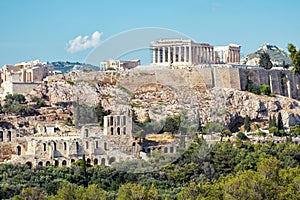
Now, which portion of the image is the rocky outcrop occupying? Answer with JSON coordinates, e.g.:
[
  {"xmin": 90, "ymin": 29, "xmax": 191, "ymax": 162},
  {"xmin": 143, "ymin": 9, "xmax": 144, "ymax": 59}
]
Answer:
[{"xmin": 223, "ymin": 88, "xmax": 300, "ymax": 128}]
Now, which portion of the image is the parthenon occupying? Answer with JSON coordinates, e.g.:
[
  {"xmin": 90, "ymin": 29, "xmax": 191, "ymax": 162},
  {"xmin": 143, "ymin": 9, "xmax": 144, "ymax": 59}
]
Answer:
[{"xmin": 152, "ymin": 39, "xmax": 241, "ymax": 66}]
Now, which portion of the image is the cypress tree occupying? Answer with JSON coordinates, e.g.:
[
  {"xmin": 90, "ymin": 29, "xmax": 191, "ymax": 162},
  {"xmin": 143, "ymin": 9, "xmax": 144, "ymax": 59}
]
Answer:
[
  {"xmin": 277, "ymin": 112, "xmax": 284, "ymax": 131},
  {"xmin": 244, "ymin": 115, "xmax": 250, "ymax": 132}
]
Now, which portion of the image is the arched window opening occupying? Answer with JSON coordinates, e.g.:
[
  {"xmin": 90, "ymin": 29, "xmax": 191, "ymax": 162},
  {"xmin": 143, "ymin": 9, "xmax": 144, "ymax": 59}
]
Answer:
[
  {"xmin": 110, "ymin": 116, "xmax": 113, "ymax": 126},
  {"xmin": 164, "ymin": 147, "xmax": 168, "ymax": 153},
  {"xmin": 17, "ymin": 146, "xmax": 21, "ymax": 155},
  {"xmin": 76, "ymin": 142, "xmax": 79, "ymax": 152},
  {"xmin": 63, "ymin": 142, "xmax": 67, "ymax": 151},
  {"xmin": 62, "ymin": 160, "xmax": 67, "ymax": 166},
  {"xmin": 104, "ymin": 142, "xmax": 108, "ymax": 151},
  {"xmin": 43, "ymin": 143, "xmax": 46, "ymax": 151},
  {"xmin": 110, "ymin": 127, "xmax": 114, "ymax": 135},
  {"xmin": 123, "ymin": 116, "xmax": 126, "ymax": 126},
  {"xmin": 25, "ymin": 161, "xmax": 32, "ymax": 169},
  {"xmin": 54, "ymin": 160, "xmax": 59, "ymax": 166},
  {"xmin": 108, "ymin": 157, "xmax": 116, "ymax": 165},
  {"xmin": 85, "ymin": 129, "xmax": 88, "ymax": 137},
  {"xmin": 0, "ymin": 131, "xmax": 3, "ymax": 142},
  {"xmin": 7, "ymin": 131, "xmax": 11, "ymax": 142},
  {"xmin": 95, "ymin": 141, "xmax": 99, "ymax": 149},
  {"xmin": 101, "ymin": 158, "xmax": 105, "ymax": 165},
  {"xmin": 123, "ymin": 127, "xmax": 126, "ymax": 135},
  {"xmin": 117, "ymin": 127, "xmax": 120, "ymax": 135},
  {"xmin": 94, "ymin": 159, "xmax": 98, "ymax": 165},
  {"xmin": 117, "ymin": 116, "xmax": 120, "ymax": 126},
  {"xmin": 53, "ymin": 142, "xmax": 57, "ymax": 151},
  {"xmin": 86, "ymin": 158, "xmax": 91, "ymax": 164},
  {"xmin": 46, "ymin": 161, "xmax": 51, "ymax": 166},
  {"xmin": 86, "ymin": 141, "xmax": 89, "ymax": 149}
]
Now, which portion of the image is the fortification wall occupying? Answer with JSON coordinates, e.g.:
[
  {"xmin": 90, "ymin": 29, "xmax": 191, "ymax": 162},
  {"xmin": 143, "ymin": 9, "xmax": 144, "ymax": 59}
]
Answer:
[{"xmin": 120, "ymin": 66, "xmax": 300, "ymax": 100}]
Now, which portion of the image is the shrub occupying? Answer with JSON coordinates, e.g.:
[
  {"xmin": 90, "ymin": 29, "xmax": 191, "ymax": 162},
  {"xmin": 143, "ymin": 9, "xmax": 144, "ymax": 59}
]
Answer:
[
  {"xmin": 236, "ymin": 132, "xmax": 248, "ymax": 140},
  {"xmin": 260, "ymin": 84, "xmax": 271, "ymax": 96}
]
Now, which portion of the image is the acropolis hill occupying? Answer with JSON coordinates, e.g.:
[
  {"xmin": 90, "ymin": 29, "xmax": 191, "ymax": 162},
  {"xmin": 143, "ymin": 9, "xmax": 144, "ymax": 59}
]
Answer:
[{"xmin": 1, "ymin": 40, "xmax": 300, "ymax": 168}]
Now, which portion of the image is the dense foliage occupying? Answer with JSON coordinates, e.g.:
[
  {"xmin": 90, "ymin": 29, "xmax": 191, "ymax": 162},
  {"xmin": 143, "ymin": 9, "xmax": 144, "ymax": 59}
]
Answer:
[
  {"xmin": 259, "ymin": 52, "xmax": 273, "ymax": 70},
  {"xmin": 288, "ymin": 43, "xmax": 300, "ymax": 74},
  {"xmin": 1, "ymin": 94, "xmax": 38, "ymax": 116},
  {"xmin": 1, "ymin": 139, "xmax": 300, "ymax": 199}
]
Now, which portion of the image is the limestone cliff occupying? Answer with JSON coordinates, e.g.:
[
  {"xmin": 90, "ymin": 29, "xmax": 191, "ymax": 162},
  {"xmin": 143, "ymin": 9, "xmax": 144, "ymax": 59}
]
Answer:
[{"xmin": 26, "ymin": 66, "xmax": 300, "ymax": 133}]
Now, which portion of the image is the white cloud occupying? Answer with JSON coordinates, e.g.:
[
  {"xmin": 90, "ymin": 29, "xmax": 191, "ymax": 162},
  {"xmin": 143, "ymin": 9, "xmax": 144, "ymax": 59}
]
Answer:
[{"xmin": 66, "ymin": 31, "xmax": 102, "ymax": 53}]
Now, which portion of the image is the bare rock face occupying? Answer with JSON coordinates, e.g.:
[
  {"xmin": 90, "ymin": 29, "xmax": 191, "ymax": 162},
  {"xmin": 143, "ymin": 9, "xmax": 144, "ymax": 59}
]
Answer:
[
  {"xmin": 223, "ymin": 88, "xmax": 300, "ymax": 128},
  {"xmin": 26, "ymin": 70, "xmax": 300, "ymax": 133}
]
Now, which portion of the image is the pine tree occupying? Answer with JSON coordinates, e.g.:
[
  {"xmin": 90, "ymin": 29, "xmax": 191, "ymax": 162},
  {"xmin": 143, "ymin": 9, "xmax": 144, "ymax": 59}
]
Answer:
[{"xmin": 244, "ymin": 115, "xmax": 250, "ymax": 132}]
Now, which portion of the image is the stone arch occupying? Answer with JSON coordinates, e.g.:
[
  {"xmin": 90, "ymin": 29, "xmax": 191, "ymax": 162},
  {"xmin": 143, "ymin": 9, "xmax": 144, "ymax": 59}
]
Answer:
[
  {"xmin": 132, "ymin": 142, "xmax": 136, "ymax": 147},
  {"xmin": 94, "ymin": 159, "xmax": 98, "ymax": 165},
  {"xmin": 54, "ymin": 160, "xmax": 59, "ymax": 166},
  {"xmin": 0, "ymin": 131, "xmax": 3, "ymax": 142},
  {"xmin": 86, "ymin": 158, "xmax": 91, "ymax": 164},
  {"xmin": 110, "ymin": 127, "xmax": 114, "ymax": 135},
  {"xmin": 108, "ymin": 157, "xmax": 116, "ymax": 165},
  {"xmin": 38, "ymin": 161, "xmax": 43, "ymax": 166},
  {"xmin": 46, "ymin": 161, "xmax": 51, "ymax": 166},
  {"xmin": 117, "ymin": 127, "xmax": 120, "ymax": 135},
  {"xmin": 101, "ymin": 158, "xmax": 105, "ymax": 165},
  {"xmin": 25, "ymin": 161, "xmax": 32, "ymax": 169},
  {"xmin": 104, "ymin": 142, "xmax": 108, "ymax": 151},
  {"xmin": 71, "ymin": 159, "xmax": 75, "ymax": 164},
  {"xmin": 17, "ymin": 146, "xmax": 21, "ymax": 155},
  {"xmin": 62, "ymin": 160, "xmax": 67, "ymax": 166},
  {"xmin": 123, "ymin": 127, "xmax": 126, "ymax": 135},
  {"xmin": 7, "ymin": 131, "xmax": 11, "ymax": 142}
]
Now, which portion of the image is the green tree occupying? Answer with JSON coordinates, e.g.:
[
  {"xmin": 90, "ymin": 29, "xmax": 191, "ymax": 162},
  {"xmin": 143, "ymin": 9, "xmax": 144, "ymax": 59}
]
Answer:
[
  {"xmin": 288, "ymin": 43, "xmax": 300, "ymax": 74},
  {"xmin": 277, "ymin": 112, "xmax": 284, "ymax": 131},
  {"xmin": 116, "ymin": 183, "xmax": 147, "ymax": 200},
  {"xmin": 83, "ymin": 184, "xmax": 107, "ymax": 200},
  {"xmin": 95, "ymin": 101, "xmax": 110, "ymax": 127},
  {"xmin": 162, "ymin": 115, "xmax": 181, "ymax": 134},
  {"xmin": 236, "ymin": 132, "xmax": 248, "ymax": 140},
  {"xmin": 259, "ymin": 52, "xmax": 273, "ymax": 70},
  {"xmin": 244, "ymin": 115, "xmax": 251, "ymax": 132},
  {"xmin": 259, "ymin": 84, "xmax": 271, "ymax": 96}
]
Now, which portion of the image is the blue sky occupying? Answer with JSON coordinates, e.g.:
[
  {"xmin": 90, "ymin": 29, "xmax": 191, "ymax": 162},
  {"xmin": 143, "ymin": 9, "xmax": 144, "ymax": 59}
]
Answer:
[{"xmin": 0, "ymin": 0, "xmax": 299, "ymax": 66}]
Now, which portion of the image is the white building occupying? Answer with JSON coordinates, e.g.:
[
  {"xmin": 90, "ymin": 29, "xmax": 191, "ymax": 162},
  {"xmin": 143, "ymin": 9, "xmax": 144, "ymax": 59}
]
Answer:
[
  {"xmin": 151, "ymin": 39, "xmax": 241, "ymax": 66},
  {"xmin": 100, "ymin": 59, "xmax": 140, "ymax": 71}
]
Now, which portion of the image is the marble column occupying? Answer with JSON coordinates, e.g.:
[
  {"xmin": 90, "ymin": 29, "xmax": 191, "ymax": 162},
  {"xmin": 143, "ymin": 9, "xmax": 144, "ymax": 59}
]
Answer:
[
  {"xmin": 162, "ymin": 47, "xmax": 166, "ymax": 63},
  {"xmin": 211, "ymin": 47, "xmax": 214, "ymax": 63},
  {"xmin": 184, "ymin": 46, "xmax": 187, "ymax": 63},
  {"xmin": 168, "ymin": 47, "xmax": 171, "ymax": 63},
  {"xmin": 189, "ymin": 45, "xmax": 192, "ymax": 63},
  {"xmin": 179, "ymin": 46, "xmax": 182, "ymax": 62},
  {"xmin": 152, "ymin": 48, "xmax": 156, "ymax": 63},
  {"xmin": 173, "ymin": 46, "xmax": 176, "ymax": 63}
]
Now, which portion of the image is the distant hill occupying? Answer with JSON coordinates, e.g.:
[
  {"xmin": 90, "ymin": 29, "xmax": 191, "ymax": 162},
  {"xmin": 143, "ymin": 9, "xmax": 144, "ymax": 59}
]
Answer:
[
  {"xmin": 241, "ymin": 43, "xmax": 292, "ymax": 67},
  {"xmin": 50, "ymin": 61, "xmax": 99, "ymax": 74}
]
